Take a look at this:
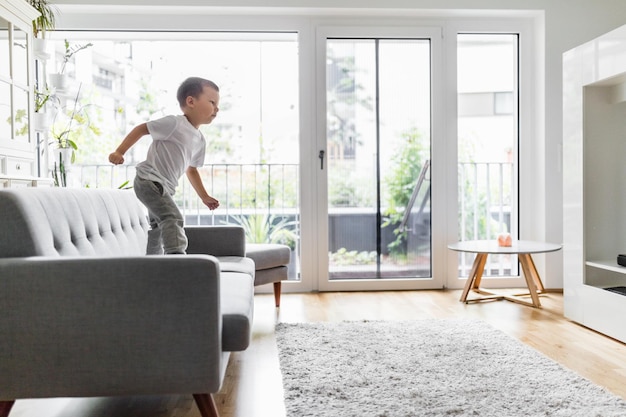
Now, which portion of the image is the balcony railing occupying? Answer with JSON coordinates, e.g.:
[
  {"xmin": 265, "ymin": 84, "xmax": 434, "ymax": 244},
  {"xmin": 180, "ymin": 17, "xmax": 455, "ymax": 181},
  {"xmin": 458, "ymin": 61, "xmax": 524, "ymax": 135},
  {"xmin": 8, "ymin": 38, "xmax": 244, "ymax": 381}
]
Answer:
[
  {"xmin": 458, "ymin": 161, "xmax": 515, "ymax": 277},
  {"xmin": 72, "ymin": 162, "xmax": 299, "ymax": 219},
  {"xmin": 69, "ymin": 161, "xmax": 514, "ymax": 277}
]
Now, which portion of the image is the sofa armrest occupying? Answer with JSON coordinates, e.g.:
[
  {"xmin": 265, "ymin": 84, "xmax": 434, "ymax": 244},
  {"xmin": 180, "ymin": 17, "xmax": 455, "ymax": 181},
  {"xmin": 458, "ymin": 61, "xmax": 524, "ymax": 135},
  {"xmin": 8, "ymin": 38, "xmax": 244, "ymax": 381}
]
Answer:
[
  {"xmin": 0, "ymin": 255, "xmax": 223, "ymax": 399},
  {"xmin": 185, "ymin": 225, "xmax": 246, "ymax": 257}
]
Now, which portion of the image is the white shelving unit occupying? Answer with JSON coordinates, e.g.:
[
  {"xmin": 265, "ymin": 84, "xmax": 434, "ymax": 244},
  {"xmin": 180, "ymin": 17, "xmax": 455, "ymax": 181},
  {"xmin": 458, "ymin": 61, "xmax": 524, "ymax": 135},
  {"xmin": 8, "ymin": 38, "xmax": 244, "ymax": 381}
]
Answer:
[
  {"xmin": 0, "ymin": 0, "xmax": 50, "ymax": 188},
  {"xmin": 563, "ymin": 23, "xmax": 626, "ymax": 343},
  {"xmin": 586, "ymin": 261, "xmax": 626, "ymax": 274}
]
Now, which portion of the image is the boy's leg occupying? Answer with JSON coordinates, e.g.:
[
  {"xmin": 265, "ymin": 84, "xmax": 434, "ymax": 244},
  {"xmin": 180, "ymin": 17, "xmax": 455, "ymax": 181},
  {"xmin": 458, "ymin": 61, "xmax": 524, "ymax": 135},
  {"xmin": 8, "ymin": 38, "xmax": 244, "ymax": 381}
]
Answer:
[
  {"xmin": 134, "ymin": 176, "xmax": 164, "ymax": 254},
  {"xmin": 158, "ymin": 200, "xmax": 187, "ymax": 254},
  {"xmin": 134, "ymin": 176, "xmax": 187, "ymax": 254},
  {"xmin": 146, "ymin": 214, "xmax": 164, "ymax": 255}
]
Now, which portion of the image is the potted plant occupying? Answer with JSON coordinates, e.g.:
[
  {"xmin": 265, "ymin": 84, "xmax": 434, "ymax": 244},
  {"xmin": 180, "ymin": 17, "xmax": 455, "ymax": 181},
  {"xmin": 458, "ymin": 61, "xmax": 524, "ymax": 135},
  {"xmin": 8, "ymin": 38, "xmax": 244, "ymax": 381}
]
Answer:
[
  {"xmin": 34, "ymin": 87, "xmax": 52, "ymax": 113},
  {"xmin": 28, "ymin": 0, "xmax": 57, "ymax": 58},
  {"xmin": 230, "ymin": 213, "xmax": 298, "ymax": 250},
  {"xmin": 32, "ymin": 83, "xmax": 58, "ymax": 131},
  {"xmin": 50, "ymin": 83, "xmax": 85, "ymax": 166},
  {"xmin": 49, "ymin": 39, "xmax": 93, "ymax": 90}
]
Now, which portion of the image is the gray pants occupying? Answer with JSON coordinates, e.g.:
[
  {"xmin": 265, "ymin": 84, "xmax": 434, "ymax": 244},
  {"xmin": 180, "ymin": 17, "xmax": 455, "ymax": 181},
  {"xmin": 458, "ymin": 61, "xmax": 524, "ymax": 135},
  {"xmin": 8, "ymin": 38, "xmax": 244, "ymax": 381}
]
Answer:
[{"xmin": 134, "ymin": 175, "xmax": 187, "ymax": 254}]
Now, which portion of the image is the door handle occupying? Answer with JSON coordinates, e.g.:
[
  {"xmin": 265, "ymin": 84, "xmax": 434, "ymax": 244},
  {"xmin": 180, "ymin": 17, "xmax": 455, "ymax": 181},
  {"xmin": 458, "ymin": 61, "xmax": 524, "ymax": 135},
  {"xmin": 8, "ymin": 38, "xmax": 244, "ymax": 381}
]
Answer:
[{"xmin": 319, "ymin": 150, "xmax": 325, "ymax": 170}]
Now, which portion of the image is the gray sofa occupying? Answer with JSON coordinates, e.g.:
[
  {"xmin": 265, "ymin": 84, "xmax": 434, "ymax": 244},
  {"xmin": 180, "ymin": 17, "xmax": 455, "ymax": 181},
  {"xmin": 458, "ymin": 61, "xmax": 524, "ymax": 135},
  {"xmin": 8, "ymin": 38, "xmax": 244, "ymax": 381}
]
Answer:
[{"xmin": 0, "ymin": 187, "xmax": 254, "ymax": 417}]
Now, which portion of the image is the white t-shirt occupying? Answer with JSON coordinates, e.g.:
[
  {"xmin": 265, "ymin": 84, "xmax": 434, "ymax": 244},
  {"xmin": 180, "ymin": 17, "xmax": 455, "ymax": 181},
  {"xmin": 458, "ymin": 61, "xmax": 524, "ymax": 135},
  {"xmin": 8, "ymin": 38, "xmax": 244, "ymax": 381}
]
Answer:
[{"xmin": 136, "ymin": 115, "xmax": 206, "ymax": 195}]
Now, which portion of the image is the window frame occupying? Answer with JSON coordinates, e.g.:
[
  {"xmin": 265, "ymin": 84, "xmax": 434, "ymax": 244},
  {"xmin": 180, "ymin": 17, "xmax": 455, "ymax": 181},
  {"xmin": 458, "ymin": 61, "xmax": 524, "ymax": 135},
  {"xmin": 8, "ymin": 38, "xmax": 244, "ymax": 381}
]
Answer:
[{"xmin": 52, "ymin": 9, "xmax": 540, "ymax": 292}]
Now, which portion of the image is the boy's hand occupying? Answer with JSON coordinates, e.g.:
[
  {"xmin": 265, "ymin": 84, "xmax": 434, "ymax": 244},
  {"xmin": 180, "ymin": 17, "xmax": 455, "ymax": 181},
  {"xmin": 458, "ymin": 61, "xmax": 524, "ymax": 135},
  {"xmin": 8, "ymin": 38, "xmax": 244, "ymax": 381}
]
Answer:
[
  {"xmin": 203, "ymin": 196, "xmax": 220, "ymax": 210},
  {"xmin": 109, "ymin": 151, "xmax": 125, "ymax": 165}
]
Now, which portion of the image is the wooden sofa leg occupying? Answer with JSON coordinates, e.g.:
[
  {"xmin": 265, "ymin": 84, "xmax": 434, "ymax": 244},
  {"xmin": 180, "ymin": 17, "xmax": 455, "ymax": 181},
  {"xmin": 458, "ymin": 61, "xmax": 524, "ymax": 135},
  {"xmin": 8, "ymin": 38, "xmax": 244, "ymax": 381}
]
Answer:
[
  {"xmin": 273, "ymin": 281, "xmax": 282, "ymax": 307},
  {"xmin": 0, "ymin": 400, "xmax": 15, "ymax": 417},
  {"xmin": 193, "ymin": 393, "xmax": 219, "ymax": 417}
]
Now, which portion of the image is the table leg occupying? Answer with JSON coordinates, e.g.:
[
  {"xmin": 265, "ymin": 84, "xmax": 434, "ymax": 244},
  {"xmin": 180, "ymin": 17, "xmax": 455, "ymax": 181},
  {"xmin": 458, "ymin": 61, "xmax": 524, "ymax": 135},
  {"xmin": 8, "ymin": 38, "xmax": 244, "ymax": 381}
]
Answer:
[
  {"xmin": 518, "ymin": 253, "xmax": 543, "ymax": 307},
  {"xmin": 523, "ymin": 253, "xmax": 545, "ymax": 292},
  {"xmin": 460, "ymin": 253, "xmax": 488, "ymax": 302}
]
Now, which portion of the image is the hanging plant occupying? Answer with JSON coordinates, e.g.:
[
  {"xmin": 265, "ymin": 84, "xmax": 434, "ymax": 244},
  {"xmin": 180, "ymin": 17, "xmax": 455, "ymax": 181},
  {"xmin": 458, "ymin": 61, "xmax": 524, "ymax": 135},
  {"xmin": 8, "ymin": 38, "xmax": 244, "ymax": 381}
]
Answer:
[
  {"xmin": 50, "ymin": 83, "xmax": 84, "ymax": 163},
  {"xmin": 49, "ymin": 39, "xmax": 94, "ymax": 90},
  {"xmin": 34, "ymin": 84, "xmax": 58, "ymax": 112},
  {"xmin": 58, "ymin": 39, "xmax": 93, "ymax": 74},
  {"xmin": 28, "ymin": 0, "xmax": 57, "ymax": 38}
]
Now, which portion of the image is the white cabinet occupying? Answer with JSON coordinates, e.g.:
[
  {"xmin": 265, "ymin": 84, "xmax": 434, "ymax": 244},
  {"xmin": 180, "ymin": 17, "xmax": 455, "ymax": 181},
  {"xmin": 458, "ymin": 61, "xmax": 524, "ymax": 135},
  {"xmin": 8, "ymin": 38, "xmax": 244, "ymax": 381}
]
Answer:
[
  {"xmin": 563, "ymin": 23, "xmax": 626, "ymax": 343},
  {"xmin": 0, "ymin": 0, "xmax": 44, "ymax": 187}
]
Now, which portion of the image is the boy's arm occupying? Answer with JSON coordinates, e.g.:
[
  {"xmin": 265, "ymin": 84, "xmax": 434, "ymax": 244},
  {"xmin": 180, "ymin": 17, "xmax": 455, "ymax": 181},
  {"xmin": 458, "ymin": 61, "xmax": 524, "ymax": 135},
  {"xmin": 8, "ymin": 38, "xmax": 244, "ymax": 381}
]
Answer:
[
  {"xmin": 108, "ymin": 123, "xmax": 149, "ymax": 165},
  {"xmin": 186, "ymin": 166, "xmax": 220, "ymax": 210}
]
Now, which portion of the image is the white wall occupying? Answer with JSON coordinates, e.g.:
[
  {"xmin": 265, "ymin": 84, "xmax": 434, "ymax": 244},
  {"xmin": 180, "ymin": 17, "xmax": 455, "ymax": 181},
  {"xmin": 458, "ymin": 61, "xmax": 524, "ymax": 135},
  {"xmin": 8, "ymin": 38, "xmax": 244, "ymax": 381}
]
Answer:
[{"xmin": 50, "ymin": 0, "xmax": 626, "ymax": 288}]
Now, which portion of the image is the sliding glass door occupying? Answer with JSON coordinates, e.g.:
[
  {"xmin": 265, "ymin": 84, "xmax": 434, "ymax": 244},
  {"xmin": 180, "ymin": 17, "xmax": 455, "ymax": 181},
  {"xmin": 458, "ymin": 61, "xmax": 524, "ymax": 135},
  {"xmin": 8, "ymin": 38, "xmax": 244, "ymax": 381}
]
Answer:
[{"xmin": 317, "ymin": 27, "xmax": 444, "ymax": 291}]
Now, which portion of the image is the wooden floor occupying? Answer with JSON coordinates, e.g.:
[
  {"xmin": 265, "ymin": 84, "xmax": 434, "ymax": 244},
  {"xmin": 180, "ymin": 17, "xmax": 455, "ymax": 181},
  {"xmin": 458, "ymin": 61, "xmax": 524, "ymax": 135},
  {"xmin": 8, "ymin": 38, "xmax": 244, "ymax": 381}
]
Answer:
[{"xmin": 11, "ymin": 290, "xmax": 626, "ymax": 417}]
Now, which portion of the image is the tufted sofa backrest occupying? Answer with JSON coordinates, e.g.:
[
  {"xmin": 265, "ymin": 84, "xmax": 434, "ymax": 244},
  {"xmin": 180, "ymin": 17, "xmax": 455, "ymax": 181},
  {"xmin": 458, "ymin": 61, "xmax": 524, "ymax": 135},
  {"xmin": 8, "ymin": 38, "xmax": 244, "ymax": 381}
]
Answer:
[{"xmin": 0, "ymin": 188, "xmax": 149, "ymax": 258}]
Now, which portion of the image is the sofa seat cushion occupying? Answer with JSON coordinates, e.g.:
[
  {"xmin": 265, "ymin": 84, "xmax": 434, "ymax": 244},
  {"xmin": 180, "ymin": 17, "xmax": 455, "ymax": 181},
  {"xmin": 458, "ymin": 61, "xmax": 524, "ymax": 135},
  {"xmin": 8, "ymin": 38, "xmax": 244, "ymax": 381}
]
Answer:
[
  {"xmin": 245, "ymin": 243, "xmax": 290, "ymax": 271},
  {"xmin": 254, "ymin": 266, "xmax": 288, "ymax": 287},
  {"xmin": 220, "ymin": 271, "xmax": 254, "ymax": 351},
  {"xmin": 217, "ymin": 256, "xmax": 255, "ymax": 279}
]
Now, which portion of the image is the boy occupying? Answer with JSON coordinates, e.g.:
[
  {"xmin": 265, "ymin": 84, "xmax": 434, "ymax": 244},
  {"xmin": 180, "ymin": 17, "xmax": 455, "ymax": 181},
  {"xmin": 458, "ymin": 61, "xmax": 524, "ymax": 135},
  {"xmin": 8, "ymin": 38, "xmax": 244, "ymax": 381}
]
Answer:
[{"xmin": 109, "ymin": 76, "xmax": 220, "ymax": 254}]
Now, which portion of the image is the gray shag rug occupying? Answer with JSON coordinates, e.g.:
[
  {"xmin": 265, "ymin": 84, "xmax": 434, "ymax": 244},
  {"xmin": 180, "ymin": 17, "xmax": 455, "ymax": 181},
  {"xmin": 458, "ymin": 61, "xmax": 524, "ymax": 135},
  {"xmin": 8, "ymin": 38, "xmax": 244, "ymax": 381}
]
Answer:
[{"xmin": 275, "ymin": 319, "xmax": 626, "ymax": 417}]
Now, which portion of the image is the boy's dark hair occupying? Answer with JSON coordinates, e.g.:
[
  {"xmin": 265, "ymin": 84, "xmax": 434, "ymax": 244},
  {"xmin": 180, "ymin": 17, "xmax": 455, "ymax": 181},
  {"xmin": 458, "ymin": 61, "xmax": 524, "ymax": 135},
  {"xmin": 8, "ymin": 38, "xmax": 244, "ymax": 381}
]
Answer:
[{"xmin": 176, "ymin": 77, "xmax": 219, "ymax": 108}]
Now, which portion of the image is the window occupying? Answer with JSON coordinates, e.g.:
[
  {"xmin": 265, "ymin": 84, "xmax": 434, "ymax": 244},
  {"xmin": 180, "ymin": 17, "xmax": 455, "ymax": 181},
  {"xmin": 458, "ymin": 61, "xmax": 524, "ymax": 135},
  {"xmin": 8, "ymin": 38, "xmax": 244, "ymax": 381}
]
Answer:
[
  {"xmin": 457, "ymin": 33, "xmax": 519, "ymax": 277},
  {"xmin": 43, "ymin": 31, "xmax": 301, "ymax": 279}
]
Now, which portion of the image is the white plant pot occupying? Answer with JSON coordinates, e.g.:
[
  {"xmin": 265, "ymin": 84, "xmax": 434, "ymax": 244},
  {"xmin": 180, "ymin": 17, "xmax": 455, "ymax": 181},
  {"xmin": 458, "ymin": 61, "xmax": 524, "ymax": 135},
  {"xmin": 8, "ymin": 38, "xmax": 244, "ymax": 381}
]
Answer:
[
  {"xmin": 54, "ymin": 147, "xmax": 73, "ymax": 167},
  {"xmin": 32, "ymin": 112, "xmax": 51, "ymax": 132},
  {"xmin": 33, "ymin": 38, "xmax": 50, "ymax": 60},
  {"xmin": 49, "ymin": 73, "xmax": 69, "ymax": 91}
]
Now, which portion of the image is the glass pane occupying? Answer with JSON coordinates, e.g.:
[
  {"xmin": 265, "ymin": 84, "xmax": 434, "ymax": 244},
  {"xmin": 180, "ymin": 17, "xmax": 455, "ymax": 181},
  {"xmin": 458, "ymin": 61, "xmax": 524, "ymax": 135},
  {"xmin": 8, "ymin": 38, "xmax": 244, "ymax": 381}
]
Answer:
[
  {"xmin": 0, "ymin": 17, "xmax": 8, "ymax": 79},
  {"xmin": 327, "ymin": 38, "xmax": 432, "ymax": 280},
  {"xmin": 14, "ymin": 86, "xmax": 29, "ymax": 141},
  {"xmin": 457, "ymin": 34, "xmax": 519, "ymax": 277},
  {"xmin": 0, "ymin": 81, "xmax": 10, "ymax": 139},
  {"xmin": 13, "ymin": 27, "xmax": 28, "ymax": 86}
]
